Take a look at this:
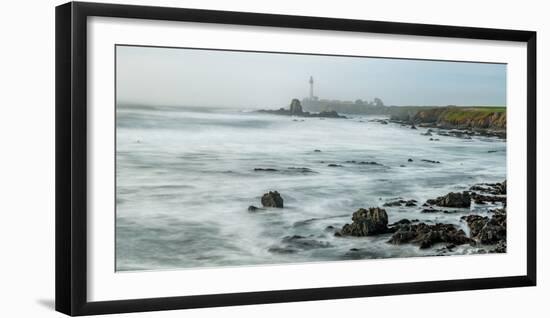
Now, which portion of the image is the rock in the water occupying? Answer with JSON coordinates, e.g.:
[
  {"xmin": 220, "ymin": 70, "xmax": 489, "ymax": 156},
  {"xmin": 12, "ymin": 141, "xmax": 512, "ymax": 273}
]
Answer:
[
  {"xmin": 338, "ymin": 207, "xmax": 389, "ymax": 236},
  {"xmin": 389, "ymin": 218, "xmax": 412, "ymax": 227},
  {"xmin": 254, "ymin": 168, "xmax": 279, "ymax": 172},
  {"xmin": 314, "ymin": 149, "xmax": 322, "ymax": 152},
  {"xmin": 269, "ymin": 235, "xmax": 330, "ymax": 254},
  {"xmin": 261, "ymin": 191, "xmax": 284, "ymax": 208},
  {"xmin": 248, "ymin": 205, "xmax": 261, "ymax": 212},
  {"xmin": 426, "ymin": 191, "xmax": 471, "ymax": 208},
  {"xmin": 469, "ymin": 180, "xmax": 507, "ymax": 195},
  {"xmin": 289, "ymin": 99, "xmax": 304, "ymax": 115},
  {"xmin": 383, "ymin": 199, "xmax": 417, "ymax": 207},
  {"xmin": 421, "ymin": 159, "xmax": 441, "ymax": 164},
  {"xmin": 408, "ymin": 158, "xmax": 413, "ymax": 162},
  {"xmin": 388, "ymin": 222, "xmax": 472, "ymax": 249},
  {"xmin": 327, "ymin": 164, "xmax": 343, "ymax": 167},
  {"xmin": 461, "ymin": 211, "xmax": 506, "ymax": 245}
]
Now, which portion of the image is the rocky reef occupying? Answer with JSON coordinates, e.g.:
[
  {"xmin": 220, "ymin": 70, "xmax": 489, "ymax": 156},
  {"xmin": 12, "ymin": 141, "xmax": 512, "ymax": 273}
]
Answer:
[
  {"xmin": 247, "ymin": 183, "xmax": 506, "ymax": 256},
  {"xmin": 258, "ymin": 99, "xmax": 346, "ymax": 118}
]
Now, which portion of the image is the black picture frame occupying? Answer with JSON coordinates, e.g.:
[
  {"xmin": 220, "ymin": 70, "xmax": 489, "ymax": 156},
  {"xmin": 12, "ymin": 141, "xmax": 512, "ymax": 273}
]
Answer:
[{"xmin": 55, "ymin": 1, "xmax": 537, "ymax": 316}]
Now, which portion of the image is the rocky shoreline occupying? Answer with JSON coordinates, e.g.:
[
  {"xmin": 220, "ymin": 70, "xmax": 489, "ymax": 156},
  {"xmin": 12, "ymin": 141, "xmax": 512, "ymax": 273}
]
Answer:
[
  {"xmin": 248, "ymin": 180, "xmax": 507, "ymax": 257},
  {"xmin": 389, "ymin": 106, "xmax": 506, "ymax": 139}
]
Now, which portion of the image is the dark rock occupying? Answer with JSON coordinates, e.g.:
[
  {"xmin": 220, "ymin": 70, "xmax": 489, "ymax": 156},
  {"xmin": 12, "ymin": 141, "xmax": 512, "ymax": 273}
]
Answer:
[
  {"xmin": 389, "ymin": 218, "xmax": 412, "ymax": 227},
  {"xmin": 400, "ymin": 165, "xmax": 406, "ymax": 167},
  {"xmin": 314, "ymin": 149, "xmax": 322, "ymax": 152},
  {"xmin": 388, "ymin": 222, "xmax": 472, "ymax": 249},
  {"xmin": 258, "ymin": 99, "xmax": 345, "ymax": 118},
  {"xmin": 461, "ymin": 211, "xmax": 506, "ymax": 244},
  {"xmin": 421, "ymin": 159, "xmax": 441, "ymax": 164},
  {"xmin": 421, "ymin": 207, "xmax": 439, "ymax": 213},
  {"xmin": 287, "ymin": 167, "xmax": 315, "ymax": 173},
  {"xmin": 268, "ymin": 247, "xmax": 297, "ymax": 254},
  {"xmin": 358, "ymin": 161, "xmax": 382, "ymax": 165},
  {"xmin": 248, "ymin": 205, "xmax": 262, "ymax": 212},
  {"xmin": 338, "ymin": 207, "xmax": 389, "ymax": 236},
  {"xmin": 254, "ymin": 168, "xmax": 278, "ymax": 172},
  {"xmin": 469, "ymin": 180, "xmax": 506, "ymax": 195},
  {"xmin": 269, "ymin": 235, "xmax": 331, "ymax": 253},
  {"xmin": 491, "ymin": 240, "xmax": 507, "ymax": 253},
  {"xmin": 383, "ymin": 199, "xmax": 417, "ymax": 207},
  {"xmin": 261, "ymin": 191, "xmax": 284, "ymax": 208},
  {"xmin": 327, "ymin": 164, "xmax": 343, "ymax": 167},
  {"xmin": 408, "ymin": 158, "xmax": 413, "ymax": 162},
  {"xmin": 425, "ymin": 191, "xmax": 471, "ymax": 208},
  {"xmin": 471, "ymin": 193, "xmax": 506, "ymax": 204},
  {"xmin": 411, "ymin": 125, "xmax": 417, "ymax": 130},
  {"xmin": 289, "ymin": 99, "xmax": 303, "ymax": 115}
]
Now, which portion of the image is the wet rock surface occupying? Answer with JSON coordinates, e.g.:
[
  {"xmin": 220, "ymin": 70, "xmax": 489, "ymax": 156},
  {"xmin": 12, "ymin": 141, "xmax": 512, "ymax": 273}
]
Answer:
[
  {"xmin": 268, "ymin": 235, "xmax": 331, "ymax": 254},
  {"xmin": 261, "ymin": 191, "xmax": 284, "ymax": 208},
  {"xmin": 462, "ymin": 210, "xmax": 506, "ymax": 245},
  {"xmin": 388, "ymin": 222, "xmax": 472, "ymax": 249},
  {"xmin": 337, "ymin": 207, "xmax": 389, "ymax": 236},
  {"xmin": 426, "ymin": 191, "xmax": 471, "ymax": 208},
  {"xmin": 383, "ymin": 199, "xmax": 418, "ymax": 207}
]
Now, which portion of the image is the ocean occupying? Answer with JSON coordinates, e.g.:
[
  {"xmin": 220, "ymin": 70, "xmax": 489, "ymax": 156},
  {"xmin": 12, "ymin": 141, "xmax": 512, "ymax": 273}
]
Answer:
[{"xmin": 115, "ymin": 104, "xmax": 506, "ymax": 271}]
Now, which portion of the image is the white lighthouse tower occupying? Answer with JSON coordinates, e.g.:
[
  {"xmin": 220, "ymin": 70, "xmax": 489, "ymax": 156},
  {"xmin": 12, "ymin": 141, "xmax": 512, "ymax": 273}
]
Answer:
[{"xmin": 309, "ymin": 76, "xmax": 314, "ymax": 100}]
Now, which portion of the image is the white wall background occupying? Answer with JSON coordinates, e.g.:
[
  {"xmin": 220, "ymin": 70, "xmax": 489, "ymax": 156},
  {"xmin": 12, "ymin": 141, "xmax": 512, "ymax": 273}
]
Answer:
[{"xmin": 0, "ymin": 0, "xmax": 546, "ymax": 317}]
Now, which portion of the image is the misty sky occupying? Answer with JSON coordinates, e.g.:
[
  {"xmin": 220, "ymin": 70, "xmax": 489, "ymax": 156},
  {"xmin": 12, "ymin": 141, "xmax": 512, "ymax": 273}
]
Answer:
[{"xmin": 116, "ymin": 45, "xmax": 506, "ymax": 108}]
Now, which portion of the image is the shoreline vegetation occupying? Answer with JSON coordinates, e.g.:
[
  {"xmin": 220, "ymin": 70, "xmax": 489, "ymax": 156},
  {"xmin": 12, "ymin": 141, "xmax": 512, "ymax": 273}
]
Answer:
[{"xmin": 251, "ymin": 98, "xmax": 507, "ymax": 257}]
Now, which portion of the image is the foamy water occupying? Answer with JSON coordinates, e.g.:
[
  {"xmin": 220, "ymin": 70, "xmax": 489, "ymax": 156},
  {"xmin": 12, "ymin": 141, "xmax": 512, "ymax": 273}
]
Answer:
[{"xmin": 115, "ymin": 105, "xmax": 506, "ymax": 271}]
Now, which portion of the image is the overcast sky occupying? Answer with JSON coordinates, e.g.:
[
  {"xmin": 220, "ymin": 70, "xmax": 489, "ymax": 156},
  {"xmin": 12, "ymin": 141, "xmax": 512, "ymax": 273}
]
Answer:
[{"xmin": 116, "ymin": 45, "xmax": 506, "ymax": 108}]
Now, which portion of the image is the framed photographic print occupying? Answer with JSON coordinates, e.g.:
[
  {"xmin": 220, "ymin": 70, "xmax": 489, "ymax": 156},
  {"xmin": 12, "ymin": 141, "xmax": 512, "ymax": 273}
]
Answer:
[{"xmin": 55, "ymin": 1, "xmax": 536, "ymax": 316}]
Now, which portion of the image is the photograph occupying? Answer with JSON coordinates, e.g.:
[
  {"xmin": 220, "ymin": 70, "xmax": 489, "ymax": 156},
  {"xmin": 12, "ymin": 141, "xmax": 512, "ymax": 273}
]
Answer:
[{"xmin": 115, "ymin": 45, "xmax": 507, "ymax": 271}]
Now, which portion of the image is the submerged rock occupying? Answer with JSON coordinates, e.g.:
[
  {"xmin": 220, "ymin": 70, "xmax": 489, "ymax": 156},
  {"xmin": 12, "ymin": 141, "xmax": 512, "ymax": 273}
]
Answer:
[
  {"xmin": 261, "ymin": 191, "xmax": 284, "ymax": 208},
  {"xmin": 247, "ymin": 205, "xmax": 262, "ymax": 212},
  {"xmin": 269, "ymin": 235, "xmax": 330, "ymax": 254},
  {"xmin": 287, "ymin": 167, "xmax": 315, "ymax": 173},
  {"xmin": 426, "ymin": 191, "xmax": 471, "ymax": 208},
  {"xmin": 337, "ymin": 207, "xmax": 389, "ymax": 236}
]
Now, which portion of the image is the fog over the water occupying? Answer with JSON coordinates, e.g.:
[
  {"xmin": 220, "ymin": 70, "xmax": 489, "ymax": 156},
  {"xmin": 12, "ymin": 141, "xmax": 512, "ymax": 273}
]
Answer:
[{"xmin": 116, "ymin": 45, "xmax": 506, "ymax": 108}]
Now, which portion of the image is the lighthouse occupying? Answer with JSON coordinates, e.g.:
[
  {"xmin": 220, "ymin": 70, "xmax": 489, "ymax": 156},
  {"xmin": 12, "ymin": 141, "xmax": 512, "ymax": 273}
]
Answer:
[{"xmin": 309, "ymin": 76, "xmax": 314, "ymax": 100}]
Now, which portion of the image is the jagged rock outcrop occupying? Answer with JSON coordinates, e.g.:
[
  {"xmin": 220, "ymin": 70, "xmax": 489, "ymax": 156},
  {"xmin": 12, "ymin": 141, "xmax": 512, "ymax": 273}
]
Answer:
[
  {"xmin": 289, "ymin": 99, "xmax": 303, "ymax": 115},
  {"xmin": 461, "ymin": 211, "xmax": 506, "ymax": 245},
  {"xmin": 388, "ymin": 222, "xmax": 472, "ymax": 249},
  {"xmin": 425, "ymin": 191, "xmax": 471, "ymax": 208},
  {"xmin": 337, "ymin": 207, "xmax": 389, "ymax": 236},
  {"xmin": 261, "ymin": 191, "xmax": 284, "ymax": 208}
]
